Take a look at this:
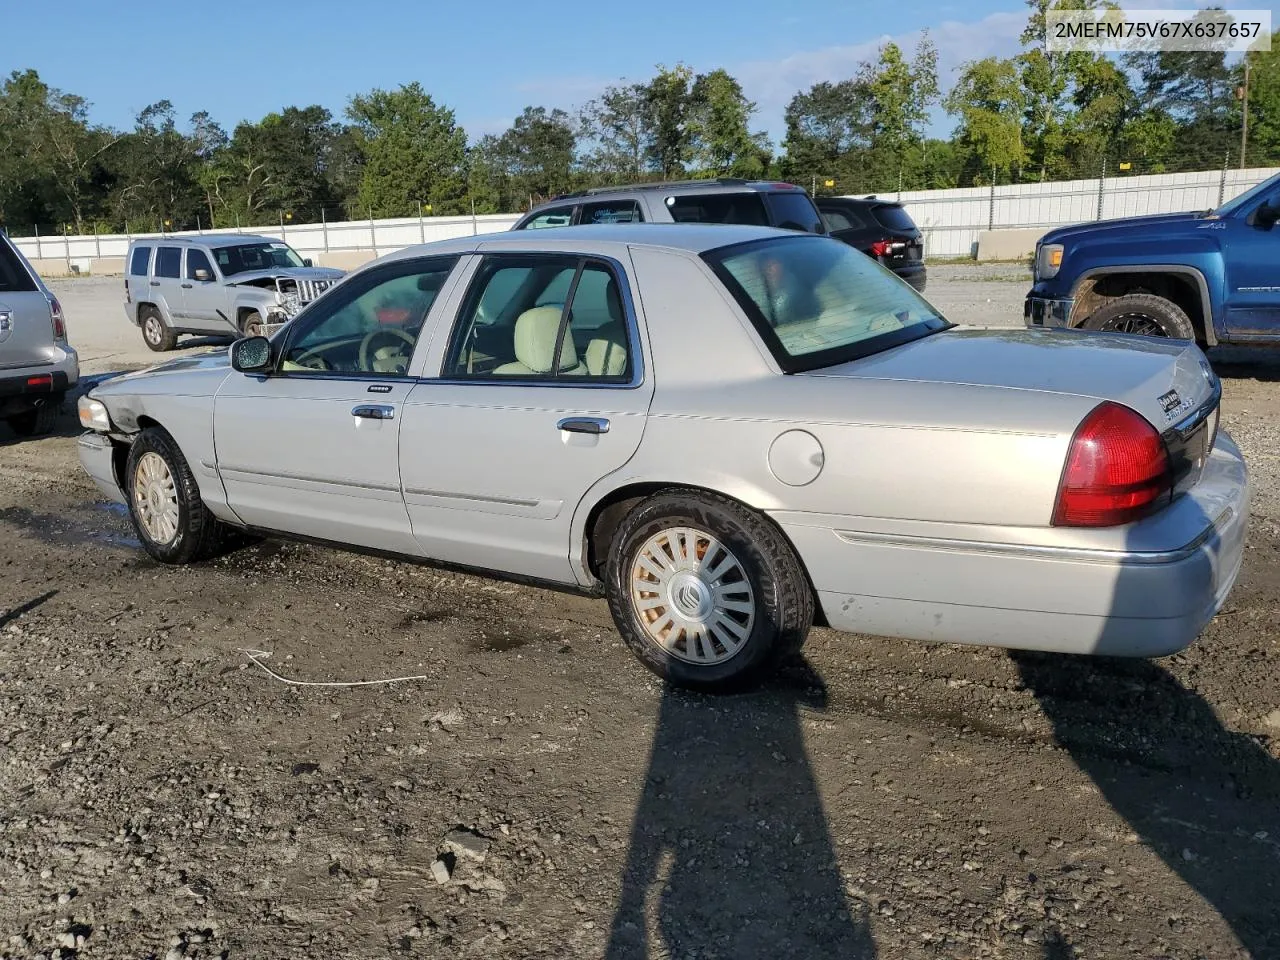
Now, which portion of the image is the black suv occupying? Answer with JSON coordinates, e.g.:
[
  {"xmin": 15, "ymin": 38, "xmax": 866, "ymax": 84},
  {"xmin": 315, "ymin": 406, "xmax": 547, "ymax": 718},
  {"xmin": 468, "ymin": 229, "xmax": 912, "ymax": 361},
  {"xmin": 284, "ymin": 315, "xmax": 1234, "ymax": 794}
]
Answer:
[
  {"xmin": 512, "ymin": 178, "xmax": 826, "ymax": 234},
  {"xmin": 816, "ymin": 197, "xmax": 926, "ymax": 291}
]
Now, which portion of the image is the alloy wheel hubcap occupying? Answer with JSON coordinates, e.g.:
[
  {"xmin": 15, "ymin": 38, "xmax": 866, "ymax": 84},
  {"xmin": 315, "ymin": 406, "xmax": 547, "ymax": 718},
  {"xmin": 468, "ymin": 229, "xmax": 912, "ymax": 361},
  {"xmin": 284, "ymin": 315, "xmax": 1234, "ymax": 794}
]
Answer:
[
  {"xmin": 1102, "ymin": 313, "xmax": 1167, "ymax": 337},
  {"xmin": 145, "ymin": 317, "xmax": 161, "ymax": 343},
  {"xmin": 629, "ymin": 526, "xmax": 755, "ymax": 665},
  {"xmin": 133, "ymin": 452, "xmax": 179, "ymax": 544}
]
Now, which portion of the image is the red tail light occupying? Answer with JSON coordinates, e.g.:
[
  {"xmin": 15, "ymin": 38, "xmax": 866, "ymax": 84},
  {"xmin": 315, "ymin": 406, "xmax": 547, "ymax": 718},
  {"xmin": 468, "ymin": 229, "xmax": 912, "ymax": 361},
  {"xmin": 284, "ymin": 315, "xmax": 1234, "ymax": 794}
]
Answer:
[
  {"xmin": 48, "ymin": 296, "xmax": 66, "ymax": 340},
  {"xmin": 869, "ymin": 240, "xmax": 891, "ymax": 257},
  {"xmin": 1053, "ymin": 402, "xmax": 1171, "ymax": 527},
  {"xmin": 27, "ymin": 374, "xmax": 53, "ymax": 389}
]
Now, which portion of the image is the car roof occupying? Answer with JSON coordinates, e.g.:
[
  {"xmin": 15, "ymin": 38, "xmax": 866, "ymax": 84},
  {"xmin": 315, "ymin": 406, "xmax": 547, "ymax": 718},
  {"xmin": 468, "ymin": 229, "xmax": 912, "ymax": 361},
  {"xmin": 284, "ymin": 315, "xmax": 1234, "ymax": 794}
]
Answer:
[
  {"xmin": 816, "ymin": 196, "xmax": 902, "ymax": 209},
  {"xmin": 527, "ymin": 178, "xmax": 810, "ymax": 212},
  {"xmin": 129, "ymin": 233, "xmax": 283, "ymax": 249},
  {"xmin": 378, "ymin": 223, "xmax": 815, "ymax": 263}
]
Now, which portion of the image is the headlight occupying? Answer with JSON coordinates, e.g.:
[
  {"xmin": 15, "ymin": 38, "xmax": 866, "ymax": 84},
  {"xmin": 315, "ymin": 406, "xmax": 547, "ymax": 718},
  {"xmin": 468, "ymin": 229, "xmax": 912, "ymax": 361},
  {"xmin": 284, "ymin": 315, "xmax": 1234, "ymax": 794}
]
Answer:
[
  {"xmin": 77, "ymin": 396, "xmax": 111, "ymax": 432},
  {"xmin": 1037, "ymin": 243, "xmax": 1064, "ymax": 280}
]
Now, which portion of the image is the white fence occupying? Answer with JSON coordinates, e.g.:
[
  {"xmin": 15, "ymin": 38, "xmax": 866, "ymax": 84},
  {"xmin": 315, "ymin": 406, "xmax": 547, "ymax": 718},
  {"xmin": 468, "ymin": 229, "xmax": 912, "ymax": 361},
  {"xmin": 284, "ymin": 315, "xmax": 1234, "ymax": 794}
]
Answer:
[{"xmin": 7, "ymin": 165, "xmax": 1278, "ymax": 270}]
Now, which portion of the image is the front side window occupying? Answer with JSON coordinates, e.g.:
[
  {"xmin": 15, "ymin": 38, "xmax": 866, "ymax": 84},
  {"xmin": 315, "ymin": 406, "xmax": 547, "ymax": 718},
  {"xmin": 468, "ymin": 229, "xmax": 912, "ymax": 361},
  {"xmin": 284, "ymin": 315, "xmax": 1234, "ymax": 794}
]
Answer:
[
  {"xmin": 128, "ymin": 246, "xmax": 152, "ymax": 276},
  {"xmin": 704, "ymin": 235, "xmax": 949, "ymax": 372},
  {"xmin": 521, "ymin": 206, "xmax": 575, "ymax": 229},
  {"xmin": 579, "ymin": 200, "xmax": 643, "ymax": 224},
  {"xmin": 186, "ymin": 249, "xmax": 214, "ymax": 280},
  {"xmin": 155, "ymin": 247, "xmax": 182, "ymax": 279},
  {"xmin": 278, "ymin": 257, "xmax": 458, "ymax": 376},
  {"xmin": 666, "ymin": 192, "xmax": 768, "ymax": 226},
  {"xmin": 215, "ymin": 242, "xmax": 305, "ymax": 276},
  {"xmin": 443, "ymin": 255, "xmax": 631, "ymax": 382}
]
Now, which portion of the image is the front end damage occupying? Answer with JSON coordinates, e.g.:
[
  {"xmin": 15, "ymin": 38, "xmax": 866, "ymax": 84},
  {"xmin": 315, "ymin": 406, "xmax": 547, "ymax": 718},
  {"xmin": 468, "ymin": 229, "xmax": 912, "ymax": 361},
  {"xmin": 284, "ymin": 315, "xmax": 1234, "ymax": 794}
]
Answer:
[{"xmin": 230, "ymin": 273, "xmax": 344, "ymax": 334}]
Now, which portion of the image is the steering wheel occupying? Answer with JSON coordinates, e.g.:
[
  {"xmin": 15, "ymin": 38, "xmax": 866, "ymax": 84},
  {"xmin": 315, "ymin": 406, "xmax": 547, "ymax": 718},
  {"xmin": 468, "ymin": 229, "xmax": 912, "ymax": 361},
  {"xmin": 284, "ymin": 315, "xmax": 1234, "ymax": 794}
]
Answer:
[
  {"xmin": 359, "ymin": 327, "xmax": 417, "ymax": 372},
  {"xmin": 290, "ymin": 345, "xmax": 333, "ymax": 370}
]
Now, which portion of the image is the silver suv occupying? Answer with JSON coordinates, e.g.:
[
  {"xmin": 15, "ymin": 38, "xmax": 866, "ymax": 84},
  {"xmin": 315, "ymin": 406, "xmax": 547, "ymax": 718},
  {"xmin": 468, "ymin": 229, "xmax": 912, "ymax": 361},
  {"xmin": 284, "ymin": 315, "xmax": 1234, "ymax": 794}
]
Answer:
[
  {"xmin": 0, "ymin": 232, "xmax": 79, "ymax": 437},
  {"xmin": 512, "ymin": 178, "xmax": 827, "ymax": 233},
  {"xmin": 123, "ymin": 234, "xmax": 345, "ymax": 351}
]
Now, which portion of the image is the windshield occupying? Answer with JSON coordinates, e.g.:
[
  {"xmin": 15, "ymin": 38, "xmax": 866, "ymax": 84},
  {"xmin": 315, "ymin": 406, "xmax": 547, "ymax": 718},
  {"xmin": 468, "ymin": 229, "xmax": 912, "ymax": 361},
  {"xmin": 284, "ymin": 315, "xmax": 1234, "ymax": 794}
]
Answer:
[
  {"xmin": 1214, "ymin": 171, "xmax": 1280, "ymax": 218},
  {"xmin": 704, "ymin": 235, "xmax": 949, "ymax": 372},
  {"xmin": 215, "ymin": 242, "xmax": 306, "ymax": 277}
]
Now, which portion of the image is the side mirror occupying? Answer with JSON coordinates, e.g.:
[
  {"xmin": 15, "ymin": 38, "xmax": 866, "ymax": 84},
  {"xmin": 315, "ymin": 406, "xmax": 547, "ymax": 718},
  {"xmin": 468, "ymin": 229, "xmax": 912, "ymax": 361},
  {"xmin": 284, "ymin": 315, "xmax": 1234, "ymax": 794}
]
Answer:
[
  {"xmin": 303, "ymin": 257, "xmax": 313, "ymax": 267},
  {"xmin": 1255, "ymin": 200, "xmax": 1279, "ymax": 229},
  {"xmin": 194, "ymin": 268, "xmax": 213, "ymax": 282},
  {"xmin": 230, "ymin": 336, "xmax": 272, "ymax": 373}
]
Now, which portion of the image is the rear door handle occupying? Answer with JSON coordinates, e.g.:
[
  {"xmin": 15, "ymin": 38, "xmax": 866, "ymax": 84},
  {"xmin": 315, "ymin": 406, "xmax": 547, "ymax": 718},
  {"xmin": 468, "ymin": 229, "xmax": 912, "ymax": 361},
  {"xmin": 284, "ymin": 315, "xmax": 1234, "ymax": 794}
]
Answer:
[
  {"xmin": 352, "ymin": 404, "xmax": 395, "ymax": 421},
  {"xmin": 557, "ymin": 416, "xmax": 610, "ymax": 435},
  {"xmin": 181, "ymin": 283, "xmax": 193, "ymax": 289},
  {"xmin": 149, "ymin": 280, "xmax": 160, "ymax": 286}
]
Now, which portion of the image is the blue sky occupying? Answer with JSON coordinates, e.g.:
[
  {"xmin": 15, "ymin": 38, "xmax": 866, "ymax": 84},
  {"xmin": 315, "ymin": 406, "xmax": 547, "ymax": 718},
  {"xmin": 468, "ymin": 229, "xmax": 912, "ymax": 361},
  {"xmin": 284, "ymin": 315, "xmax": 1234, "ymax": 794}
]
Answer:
[{"xmin": 0, "ymin": 0, "xmax": 1258, "ymax": 145}]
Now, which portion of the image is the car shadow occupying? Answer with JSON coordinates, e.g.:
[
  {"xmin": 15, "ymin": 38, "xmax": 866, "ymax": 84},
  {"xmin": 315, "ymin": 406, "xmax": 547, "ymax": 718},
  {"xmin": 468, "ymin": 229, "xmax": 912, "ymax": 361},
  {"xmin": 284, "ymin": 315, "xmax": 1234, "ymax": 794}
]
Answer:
[
  {"xmin": 1013, "ymin": 488, "xmax": 1280, "ymax": 957},
  {"xmin": 0, "ymin": 590, "xmax": 57, "ymax": 629},
  {"xmin": 1206, "ymin": 345, "xmax": 1280, "ymax": 383},
  {"xmin": 604, "ymin": 657, "xmax": 877, "ymax": 959}
]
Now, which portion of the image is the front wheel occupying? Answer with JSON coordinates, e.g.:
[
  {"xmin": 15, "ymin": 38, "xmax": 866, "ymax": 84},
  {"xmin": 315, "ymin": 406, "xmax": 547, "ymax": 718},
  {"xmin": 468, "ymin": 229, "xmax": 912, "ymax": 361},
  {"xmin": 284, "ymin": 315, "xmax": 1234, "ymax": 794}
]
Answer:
[
  {"xmin": 125, "ymin": 427, "xmax": 232, "ymax": 564},
  {"xmin": 240, "ymin": 310, "xmax": 265, "ymax": 338},
  {"xmin": 1082, "ymin": 294, "xmax": 1195, "ymax": 340},
  {"xmin": 604, "ymin": 490, "xmax": 814, "ymax": 692}
]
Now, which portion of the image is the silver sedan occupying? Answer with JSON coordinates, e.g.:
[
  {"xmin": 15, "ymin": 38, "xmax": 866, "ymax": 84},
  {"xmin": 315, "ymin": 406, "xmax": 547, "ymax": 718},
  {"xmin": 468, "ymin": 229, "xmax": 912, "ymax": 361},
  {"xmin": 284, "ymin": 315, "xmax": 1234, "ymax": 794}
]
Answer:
[{"xmin": 76, "ymin": 224, "xmax": 1248, "ymax": 691}]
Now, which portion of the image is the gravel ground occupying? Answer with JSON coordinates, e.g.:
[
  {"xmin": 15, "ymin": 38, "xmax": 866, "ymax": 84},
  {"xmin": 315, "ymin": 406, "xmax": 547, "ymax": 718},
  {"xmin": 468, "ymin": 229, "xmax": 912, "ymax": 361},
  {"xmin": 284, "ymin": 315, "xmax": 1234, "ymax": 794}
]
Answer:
[{"xmin": 1, "ymin": 265, "xmax": 1278, "ymax": 960}]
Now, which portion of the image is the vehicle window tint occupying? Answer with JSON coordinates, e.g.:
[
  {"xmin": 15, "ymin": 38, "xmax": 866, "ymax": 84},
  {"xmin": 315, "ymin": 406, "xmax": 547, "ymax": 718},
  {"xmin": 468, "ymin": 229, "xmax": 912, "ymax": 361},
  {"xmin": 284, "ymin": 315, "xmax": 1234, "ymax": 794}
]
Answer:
[
  {"xmin": 128, "ymin": 246, "xmax": 152, "ymax": 276},
  {"xmin": 666, "ymin": 193, "xmax": 768, "ymax": 226},
  {"xmin": 871, "ymin": 204, "xmax": 918, "ymax": 232},
  {"xmin": 579, "ymin": 200, "xmax": 643, "ymax": 224},
  {"xmin": 278, "ymin": 257, "xmax": 458, "ymax": 377},
  {"xmin": 186, "ymin": 249, "xmax": 214, "ymax": 280},
  {"xmin": 521, "ymin": 206, "xmax": 575, "ymax": 229},
  {"xmin": 0, "ymin": 238, "xmax": 37, "ymax": 292},
  {"xmin": 444, "ymin": 255, "xmax": 631, "ymax": 382},
  {"xmin": 820, "ymin": 210, "xmax": 855, "ymax": 232},
  {"xmin": 155, "ymin": 247, "xmax": 182, "ymax": 279},
  {"xmin": 764, "ymin": 192, "xmax": 824, "ymax": 232},
  {"xmin": 704, "ymin": 236, "xmax": 947, "ymax": 372}
]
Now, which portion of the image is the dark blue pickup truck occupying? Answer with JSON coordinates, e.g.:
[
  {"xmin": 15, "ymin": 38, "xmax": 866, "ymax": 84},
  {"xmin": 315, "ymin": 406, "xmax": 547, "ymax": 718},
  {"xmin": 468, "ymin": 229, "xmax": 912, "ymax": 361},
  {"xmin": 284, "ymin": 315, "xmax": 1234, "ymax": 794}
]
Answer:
[{"xmin": 1025, "ymin": 170, "xmax": 1280, "ymax": 345}]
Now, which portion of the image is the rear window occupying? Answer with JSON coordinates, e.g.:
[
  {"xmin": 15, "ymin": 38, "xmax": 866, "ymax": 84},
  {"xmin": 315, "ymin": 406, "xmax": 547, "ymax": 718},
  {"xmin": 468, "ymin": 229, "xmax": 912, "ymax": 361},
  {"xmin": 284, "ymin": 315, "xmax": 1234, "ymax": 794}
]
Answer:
[
  {"xmin": 129, "ymin": 246, "xmax": 152, "ymax": 276},
  {"xmin": 703, "ymin": 235, "xmax": 948, "ymax": 373},
  {"xmin": 0, "ymin": 237, "xmax": 38, "ymax": 292},
  {"xmin": 764, "ymin": 192, "xmax": 824, "ymax": 232},
  {"xmin": 666, "ymin": 193, "xmax": 768, "ymax": 226},
  {"xmin": 871, "ymin": 204, "xmax": 918, "ymax": 233},
  {"xmin": 156, "ymin": 247, "xmax": 182, "ymax": 279}
]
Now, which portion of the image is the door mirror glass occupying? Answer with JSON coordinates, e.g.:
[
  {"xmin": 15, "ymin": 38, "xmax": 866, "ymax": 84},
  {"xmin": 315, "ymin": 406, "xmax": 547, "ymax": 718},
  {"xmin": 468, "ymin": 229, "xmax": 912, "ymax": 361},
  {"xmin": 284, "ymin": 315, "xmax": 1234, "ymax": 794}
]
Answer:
[
  {"xmin": 193, "ymin": 268, "xmax": 213, "ymax": 282},
  {"xmin": 231, "ymin": 336, "xmax": 272, "ymax": 372},
  {"xmin": 303, "ymin": 257, "xmax": 313, "ymax": 267}
]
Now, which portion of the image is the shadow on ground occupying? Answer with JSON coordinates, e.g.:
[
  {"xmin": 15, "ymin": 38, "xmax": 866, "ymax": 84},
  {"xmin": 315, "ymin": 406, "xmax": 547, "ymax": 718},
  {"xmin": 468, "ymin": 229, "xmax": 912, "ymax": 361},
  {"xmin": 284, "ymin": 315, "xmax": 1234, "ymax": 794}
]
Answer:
[{"xmin": 605, "ymin": 657, "xmax": 877, "ymax": 959}]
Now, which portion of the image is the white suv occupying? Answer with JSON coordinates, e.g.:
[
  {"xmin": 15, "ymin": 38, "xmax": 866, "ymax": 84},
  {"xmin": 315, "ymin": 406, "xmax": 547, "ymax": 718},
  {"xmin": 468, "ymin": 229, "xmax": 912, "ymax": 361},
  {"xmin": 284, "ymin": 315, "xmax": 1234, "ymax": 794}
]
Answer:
[{"xmin": 0, "ymin": 234, "xmax": 78, "ymax": 437}]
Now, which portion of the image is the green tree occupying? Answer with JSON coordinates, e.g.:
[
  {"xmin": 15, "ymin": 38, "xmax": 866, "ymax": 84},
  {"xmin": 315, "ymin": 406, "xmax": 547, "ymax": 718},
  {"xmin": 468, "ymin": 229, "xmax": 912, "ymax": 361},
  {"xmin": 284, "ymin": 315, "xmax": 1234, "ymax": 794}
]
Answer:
[
  {"xmin": 945, "ymin": 57, "xmax": 1028, "ymax": 183},
  {"xmin": 104, "ymin": 101, "xmax": 213, "ymax": 230},
  {"xmin": 580, "ymin": 82, "xmax": 648, "ymax": 179},
  {"xmin": 495, "ymin": 106, "xmax": 578, "ymax": 203},
  {"xmin": 780, "ymin": 80, "xmax": 872, "ymax": 185},
  {"xmin": 643, "ymin": 63, "xmax": 697, "ymax": 177},
  {"xmin": 858, "ymin": 35, "xmax": 941, "ymax": 188},
  {"xmin": 1239, "ymin": 32, "xmax": 1280, "ymax": 165},
  {"xmin": 346, "ymin": 82, "xmax": 468, "ymax": 217},
  {"xmin": 687, "ymin": 69, "xmax": 770, "ymax": 176}
]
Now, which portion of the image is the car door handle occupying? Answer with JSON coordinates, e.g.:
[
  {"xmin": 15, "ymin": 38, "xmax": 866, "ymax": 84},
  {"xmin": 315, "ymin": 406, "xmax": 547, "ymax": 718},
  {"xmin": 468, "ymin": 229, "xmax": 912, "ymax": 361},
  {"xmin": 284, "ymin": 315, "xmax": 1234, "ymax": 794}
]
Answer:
[
  {"xmin": 149, "ymin": 280, "xmax": 160, "ymax": 286},
  {"xmin": 181, "ymin": 283, "xmax": 193, "ymax": 289},
  {"xmin": 557, "ymin": 416, "xmax": 610, "ymax": 435},
  {"xmin": 352, "ymin": 404, "xmax": 395, "ymax": 421}
]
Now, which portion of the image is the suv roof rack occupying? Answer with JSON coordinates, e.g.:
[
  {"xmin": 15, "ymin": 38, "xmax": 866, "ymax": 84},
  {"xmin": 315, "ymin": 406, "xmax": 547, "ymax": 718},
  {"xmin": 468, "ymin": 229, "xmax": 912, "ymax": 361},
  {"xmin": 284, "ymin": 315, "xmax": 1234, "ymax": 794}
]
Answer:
[{"xmin": 552, "ymin": 177, "xmax": 775, "ymax": 201}]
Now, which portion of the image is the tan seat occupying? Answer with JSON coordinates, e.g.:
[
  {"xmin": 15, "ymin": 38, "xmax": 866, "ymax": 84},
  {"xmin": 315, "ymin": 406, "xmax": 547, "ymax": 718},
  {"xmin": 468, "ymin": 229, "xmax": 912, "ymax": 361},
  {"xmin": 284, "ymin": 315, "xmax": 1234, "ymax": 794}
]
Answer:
[
  {"xmin": 578, "ymin": 277, "xmax": 628, "ymax": 377},
  {"xmin": 493, "ymin": 306, "xmax": 581, "ymax": 375}
]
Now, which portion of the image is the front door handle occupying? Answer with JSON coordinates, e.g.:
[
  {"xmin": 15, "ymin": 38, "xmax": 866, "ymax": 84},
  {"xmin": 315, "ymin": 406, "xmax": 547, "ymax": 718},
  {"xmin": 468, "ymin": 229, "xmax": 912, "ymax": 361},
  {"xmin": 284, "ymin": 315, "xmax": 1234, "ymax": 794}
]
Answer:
[
  {"xmin": 557, "ymin": 416, "xmax": 610, "ymax": 435},
  {"xmin": 149, "ymin": 280, "xmax": 160, "ymax": 287},
  {"xmin": 352, "ymin": 404, "xmax": 395, "ymax": 421},
  {"xmin": 181, "ymin": 282, "xmax": 193, "ymax": 289}
]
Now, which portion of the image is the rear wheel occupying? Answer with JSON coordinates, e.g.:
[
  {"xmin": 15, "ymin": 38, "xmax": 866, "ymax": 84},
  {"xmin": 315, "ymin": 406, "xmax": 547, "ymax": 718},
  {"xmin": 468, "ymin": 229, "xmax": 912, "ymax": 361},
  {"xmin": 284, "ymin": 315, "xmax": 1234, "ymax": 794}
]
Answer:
[
  {"xmin": 1082, "ymin": 294, "xmax": 1195, "ymax": 340},
  {"xmin": 604, "ymin": 490, "xmax": 813, "ymax": 692},
  {"xmin": 125, "ymin": 427, "xmax": 233, "ymax": 564},
  {"xmin": 6, "ymin": 396, "xmax": 61, "ymax": 437},
  {"xmin": 140, "ymin": 306, "xmax": 177, "ymax": 352}
]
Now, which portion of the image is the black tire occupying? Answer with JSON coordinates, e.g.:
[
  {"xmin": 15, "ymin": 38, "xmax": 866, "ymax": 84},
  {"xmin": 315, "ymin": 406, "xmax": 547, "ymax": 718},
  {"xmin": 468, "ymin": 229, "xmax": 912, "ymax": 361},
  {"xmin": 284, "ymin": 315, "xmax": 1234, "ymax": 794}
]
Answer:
[
  {"xmin": 240, "ymin": 310, "xmax": 264, "ymax": 338},
  {"xmin": 6, "ymin": 396, "xmax": 61, "ymax": 437},
  {"xmin": 604, "ymin": 489, "xmax": 814, "ymax": 692},
  {"xmin": 125, "ymin": 426, "xmax": 232, "ymax": 564},
  {"xmin": 1081, "ymin": 294, "xmax": 1195, "ymax": 340},
  {"xmin": 140, "ymin": 305, "xmax": 177, "ymax": 352}
]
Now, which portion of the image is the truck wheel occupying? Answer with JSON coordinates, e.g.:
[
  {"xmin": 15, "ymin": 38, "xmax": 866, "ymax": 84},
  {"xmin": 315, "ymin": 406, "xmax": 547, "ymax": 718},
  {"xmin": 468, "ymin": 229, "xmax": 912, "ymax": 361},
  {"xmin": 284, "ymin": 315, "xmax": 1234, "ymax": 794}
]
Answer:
[
  {"xmin": 1082, "ymin": 294, "xmax": 1195, "ymax": 340},
  {"xmin": 6, "ymin": 397, "xmax": 61, "ymax": 437},
  {"xmin": 604, "ymin": 490, "xmax": 814, "ymax": 692},
  {"xmin": 240, "ymin": 310, "xmax": 265, "ymax": 338},
  {"xmin": 125, "ymin": 426, "xmax": 232, "ymax": 564},
  {"xmin": 140, "ymin": 306, "xmax": 177, "ymax": 352}
]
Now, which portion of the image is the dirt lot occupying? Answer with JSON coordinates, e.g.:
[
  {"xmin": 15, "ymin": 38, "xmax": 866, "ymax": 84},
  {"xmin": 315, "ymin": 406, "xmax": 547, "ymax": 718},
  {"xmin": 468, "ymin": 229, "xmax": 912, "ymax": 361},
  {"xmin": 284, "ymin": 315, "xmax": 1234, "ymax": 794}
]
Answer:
[{"xmin": 2, "ymin": 266, "xmax": 1278, "ymax": 960}]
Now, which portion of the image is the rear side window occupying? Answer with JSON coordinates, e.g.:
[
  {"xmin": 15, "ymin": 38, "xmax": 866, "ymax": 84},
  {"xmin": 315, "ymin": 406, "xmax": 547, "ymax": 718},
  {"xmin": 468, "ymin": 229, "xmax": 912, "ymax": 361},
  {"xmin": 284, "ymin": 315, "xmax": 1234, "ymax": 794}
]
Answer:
[
  {"xmin": 764, "ymin": 192, "xmax": 824, "ymax": 233},
  {"xmin": 820, "ymin": 207, "xmax": 868, "ymax": 232},
  {"xmin": 666, "ymin": 193, "xmax": 768, "ymax": 226},
  {"xmin": 579, "ymin": 200, "xmax": 643, "ymax": 224},
  {"xmin": 156, "ymin": 247, "xmax": 181, "ymax": 278},
  {"xmin": 0, "ymin": 237, "xmax": 38, "ymax": 292},
  {"xmin": 129, "ymin": 246, "xmax": 152, "ymax": 276},
  {"xmin": 871, "ymin": 205, "xmax": 918, "ymax": 232}
]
